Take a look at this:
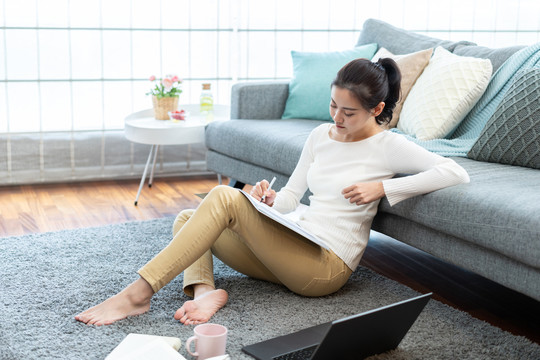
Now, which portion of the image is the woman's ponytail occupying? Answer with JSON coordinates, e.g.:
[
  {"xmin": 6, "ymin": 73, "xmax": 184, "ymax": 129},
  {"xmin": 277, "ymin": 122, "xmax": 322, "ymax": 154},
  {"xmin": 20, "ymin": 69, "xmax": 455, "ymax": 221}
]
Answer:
[{"xmin": 376, "ymin": 58, "xmax": 401, "ymax": 125}]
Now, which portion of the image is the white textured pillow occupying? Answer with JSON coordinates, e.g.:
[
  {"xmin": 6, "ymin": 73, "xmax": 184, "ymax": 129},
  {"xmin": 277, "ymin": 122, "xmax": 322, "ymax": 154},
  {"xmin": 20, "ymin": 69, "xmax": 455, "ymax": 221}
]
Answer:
[{"xmin": 398, "ymin": 47, "xmax": 492, "ymax": 140}]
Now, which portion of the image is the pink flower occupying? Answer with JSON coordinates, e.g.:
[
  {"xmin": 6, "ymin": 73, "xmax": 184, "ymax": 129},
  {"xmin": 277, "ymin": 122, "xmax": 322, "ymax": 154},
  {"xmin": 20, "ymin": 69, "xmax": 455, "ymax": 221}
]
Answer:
[
  {"xmin": 162, "ymin": 77, "xmax": 173, "ymax": 91},
  {"xmin": 149, "ymin": 75, "xmax": 156, "ymax": 81},
  {"xmin": 171, "ymin": 75, "xmax": 179, "ymax": 83}
]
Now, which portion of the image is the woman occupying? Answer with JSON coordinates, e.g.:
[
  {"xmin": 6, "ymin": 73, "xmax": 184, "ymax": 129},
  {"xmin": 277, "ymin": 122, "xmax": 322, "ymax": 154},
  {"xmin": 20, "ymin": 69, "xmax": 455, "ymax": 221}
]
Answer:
[{"xmin": 75, "ymin": 58, "xmax": 469, "ymax": 326}]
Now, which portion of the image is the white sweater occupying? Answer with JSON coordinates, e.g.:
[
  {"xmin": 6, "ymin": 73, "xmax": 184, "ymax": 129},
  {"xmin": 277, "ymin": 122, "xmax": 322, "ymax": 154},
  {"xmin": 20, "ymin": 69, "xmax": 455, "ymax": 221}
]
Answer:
[{"xmin": 272, "ymin": 123, "xmax": 470, "ymax": 271}]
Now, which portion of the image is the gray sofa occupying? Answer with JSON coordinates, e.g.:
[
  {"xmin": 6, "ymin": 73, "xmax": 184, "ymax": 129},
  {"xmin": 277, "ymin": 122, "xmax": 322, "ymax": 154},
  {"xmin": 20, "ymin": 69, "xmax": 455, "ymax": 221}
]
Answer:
[{"xmin": 205, "ymin": 19, "xmax": 540, "ymax": 302}]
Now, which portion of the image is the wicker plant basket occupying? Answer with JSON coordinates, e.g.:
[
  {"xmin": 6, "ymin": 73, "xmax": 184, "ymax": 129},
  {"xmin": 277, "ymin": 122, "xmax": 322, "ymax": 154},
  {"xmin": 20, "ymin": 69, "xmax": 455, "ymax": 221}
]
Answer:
[{"xmin": 152, "ymin": 95, "xmax": 179, "ymax": 120}]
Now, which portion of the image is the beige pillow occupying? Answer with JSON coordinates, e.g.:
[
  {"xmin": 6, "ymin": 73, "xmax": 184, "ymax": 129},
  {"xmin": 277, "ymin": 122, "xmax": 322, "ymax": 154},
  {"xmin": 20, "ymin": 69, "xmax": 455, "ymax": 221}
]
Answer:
[
  {"xmin": 398, "ymin": 47, "xmax": 492, "ymax": 140},
  {"xmin": 372, "ymin": 47, "xmax": 433, "ymax": 128}
]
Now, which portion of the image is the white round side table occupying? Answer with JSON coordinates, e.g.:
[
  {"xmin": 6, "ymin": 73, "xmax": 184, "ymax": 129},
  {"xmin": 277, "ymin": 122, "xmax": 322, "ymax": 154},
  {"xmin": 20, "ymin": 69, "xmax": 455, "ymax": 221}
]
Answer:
[{"xmin": 125, "ymin": 104, "xmax": 229, "ymax": 205}]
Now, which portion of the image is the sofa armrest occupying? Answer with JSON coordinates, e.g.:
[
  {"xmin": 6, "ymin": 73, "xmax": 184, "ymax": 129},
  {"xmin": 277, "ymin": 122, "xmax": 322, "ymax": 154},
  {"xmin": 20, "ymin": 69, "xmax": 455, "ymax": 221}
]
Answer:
[{"xmin": 231, "ymin": 81, "xmax": 290, "ymax": 119}]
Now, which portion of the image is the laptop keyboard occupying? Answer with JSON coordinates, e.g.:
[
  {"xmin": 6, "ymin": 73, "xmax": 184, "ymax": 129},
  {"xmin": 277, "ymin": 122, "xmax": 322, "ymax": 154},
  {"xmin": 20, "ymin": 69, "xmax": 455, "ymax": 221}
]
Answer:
[{"xmin": 272, "ymin": 344, "xmax": 318, "ymax": 360}]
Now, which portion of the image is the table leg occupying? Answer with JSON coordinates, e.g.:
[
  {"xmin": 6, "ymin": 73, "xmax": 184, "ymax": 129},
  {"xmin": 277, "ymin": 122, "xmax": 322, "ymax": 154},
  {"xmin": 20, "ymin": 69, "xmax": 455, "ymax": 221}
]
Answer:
[
  {"xmin": 135, "ymin": 145, "xmax": 155, "ymax": 206},
  {"xmin": 187, "ymin": 144, "xmax": 191, "ymax": 170},
  {"xmin": 149, "ymin": 144, "xmax": 159, "ymax": 188},
  {"xmin": 217, "ymin": 174, "xmax": 222, "ymax": 185}
]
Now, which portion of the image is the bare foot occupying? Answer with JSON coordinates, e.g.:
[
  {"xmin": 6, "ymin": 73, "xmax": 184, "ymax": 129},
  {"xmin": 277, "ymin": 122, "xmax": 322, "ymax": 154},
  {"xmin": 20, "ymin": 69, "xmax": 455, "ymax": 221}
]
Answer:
[
  {"xmin": 174, "ymin": 289, "xmax": 229, "ymax": 325},
  {"xmin": 75, "ymin": 277, "xmax": 153, "ymax": 326}
]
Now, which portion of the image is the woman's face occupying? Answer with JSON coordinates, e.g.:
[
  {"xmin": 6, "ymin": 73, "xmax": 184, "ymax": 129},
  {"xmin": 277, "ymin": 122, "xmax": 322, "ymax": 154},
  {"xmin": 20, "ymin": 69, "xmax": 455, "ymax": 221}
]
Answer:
[{"xmin": 329, "ymin": 86, "xmax": 385, "ymax": 142}]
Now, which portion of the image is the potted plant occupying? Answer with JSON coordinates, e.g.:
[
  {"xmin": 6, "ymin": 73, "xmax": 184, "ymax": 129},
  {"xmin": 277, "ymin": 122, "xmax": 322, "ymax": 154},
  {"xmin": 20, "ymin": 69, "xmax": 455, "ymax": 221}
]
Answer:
[{"xmin": 147, "ymin": 75, "xmax": 182, "ymax": 120}]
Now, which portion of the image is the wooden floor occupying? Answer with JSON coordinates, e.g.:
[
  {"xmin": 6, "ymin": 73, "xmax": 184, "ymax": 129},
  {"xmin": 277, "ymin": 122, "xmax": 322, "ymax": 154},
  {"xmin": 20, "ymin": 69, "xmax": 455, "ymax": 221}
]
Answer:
[
  {"xmin": 0, "ymin": 175, "xmax": 218, "ymax": 236},
  {"xmin": 1, "ymin": 175, "xmax": 538, "ymax": 344}
]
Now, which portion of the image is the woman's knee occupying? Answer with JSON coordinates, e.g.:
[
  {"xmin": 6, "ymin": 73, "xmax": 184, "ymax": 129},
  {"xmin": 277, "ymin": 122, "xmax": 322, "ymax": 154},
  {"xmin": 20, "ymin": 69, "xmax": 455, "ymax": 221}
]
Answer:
[
  {"xmin": 173, "ymin": 209, "xmax": 195, "ymax": 235},
  {"xmin": 207, "ymin": 184, "xmax": 237, "ymax": 199},
  {"xmin": 205, "ymin": 185, "xmax": 248, "ymax": 213},
  {"xmin": 172, "ymin": 185, "xmax": 239, "ymax": 236}
]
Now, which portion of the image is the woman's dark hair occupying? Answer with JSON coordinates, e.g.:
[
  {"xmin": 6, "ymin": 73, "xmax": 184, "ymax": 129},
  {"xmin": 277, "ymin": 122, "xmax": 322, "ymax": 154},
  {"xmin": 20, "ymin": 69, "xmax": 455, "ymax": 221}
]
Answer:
[{"xmin": 331, "ymin": 58, "xmax": 401, "ymax": 125}]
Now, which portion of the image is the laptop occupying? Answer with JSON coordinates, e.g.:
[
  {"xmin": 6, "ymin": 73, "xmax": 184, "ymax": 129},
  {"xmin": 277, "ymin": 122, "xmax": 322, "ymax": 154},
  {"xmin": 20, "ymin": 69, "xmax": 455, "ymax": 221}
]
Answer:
[{"xmin": 242, "ymin": 292, "xmax": 432, "ymax": 360}]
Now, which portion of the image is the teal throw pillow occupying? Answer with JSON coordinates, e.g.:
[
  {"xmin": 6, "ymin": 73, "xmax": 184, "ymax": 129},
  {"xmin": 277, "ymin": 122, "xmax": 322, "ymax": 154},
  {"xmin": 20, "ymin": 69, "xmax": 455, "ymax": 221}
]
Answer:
[{"xmin": 281, "ymin": 44, "xmax": 378, "ymax": 121}]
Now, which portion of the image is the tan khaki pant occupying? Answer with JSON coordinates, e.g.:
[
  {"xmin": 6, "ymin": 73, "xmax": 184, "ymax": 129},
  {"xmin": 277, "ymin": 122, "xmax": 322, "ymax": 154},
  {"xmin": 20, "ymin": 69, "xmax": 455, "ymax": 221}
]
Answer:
[{"xmin": 138, "ymin": 185, "xmax": 351, "ymax": 297}]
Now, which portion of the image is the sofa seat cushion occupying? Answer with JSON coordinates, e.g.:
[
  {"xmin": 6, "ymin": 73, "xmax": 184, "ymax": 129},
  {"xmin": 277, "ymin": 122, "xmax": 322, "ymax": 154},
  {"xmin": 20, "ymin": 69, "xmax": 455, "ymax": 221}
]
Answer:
[
  {"xmin": 376, "ymin": 157, "xmax": 540, "ymax": 269},
  {"xmin": 205, "ymin": 119, "xmax": 325, "ymax": 176}
]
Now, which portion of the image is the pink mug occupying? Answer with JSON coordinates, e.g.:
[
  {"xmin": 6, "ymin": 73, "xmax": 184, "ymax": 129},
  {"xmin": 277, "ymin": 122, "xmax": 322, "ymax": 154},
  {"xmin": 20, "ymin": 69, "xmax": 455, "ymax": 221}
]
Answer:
[{"xmin": 186, "ymin": 323, "xmax": 227, "ymax": 359}]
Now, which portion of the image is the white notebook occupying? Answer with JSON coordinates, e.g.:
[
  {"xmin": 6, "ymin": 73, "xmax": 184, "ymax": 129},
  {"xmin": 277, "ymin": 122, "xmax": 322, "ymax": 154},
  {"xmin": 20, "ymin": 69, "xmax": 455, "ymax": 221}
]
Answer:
[
  {"xmin": 106, "ymin": 333, "xmax": 184, "ymax": 360},
  {"xmin": 239, "ymin": 190, "xmax": 329, "ymax": 250}
]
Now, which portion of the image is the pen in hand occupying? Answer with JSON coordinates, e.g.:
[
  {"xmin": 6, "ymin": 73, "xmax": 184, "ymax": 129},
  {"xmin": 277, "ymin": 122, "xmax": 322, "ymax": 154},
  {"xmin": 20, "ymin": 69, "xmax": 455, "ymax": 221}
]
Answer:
[{"xmin": 260, "ymin": 176, "xmax": 277, "ymax": 203}]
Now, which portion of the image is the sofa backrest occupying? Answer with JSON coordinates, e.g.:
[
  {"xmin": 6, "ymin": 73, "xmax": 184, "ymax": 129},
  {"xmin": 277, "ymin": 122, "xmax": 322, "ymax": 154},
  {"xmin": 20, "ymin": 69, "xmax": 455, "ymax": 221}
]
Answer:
[
  {"xmin": 357, "ymin": 18, "xmax": 525, "ymax": 73},
  {"xmin": 356, "ymin": 18, "xmax": 475, "ymax": 54},
  {"xmin": 453, "ymin": 44, "xmax": 526, "ymax": 73}
]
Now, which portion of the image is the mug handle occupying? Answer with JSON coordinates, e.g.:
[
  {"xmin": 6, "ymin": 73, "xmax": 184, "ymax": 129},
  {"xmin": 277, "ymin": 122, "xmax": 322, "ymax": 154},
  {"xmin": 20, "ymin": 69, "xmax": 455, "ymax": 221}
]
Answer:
[{"xmin": 186, "ymin": 336, "xmax": 199, "ymax": 357}]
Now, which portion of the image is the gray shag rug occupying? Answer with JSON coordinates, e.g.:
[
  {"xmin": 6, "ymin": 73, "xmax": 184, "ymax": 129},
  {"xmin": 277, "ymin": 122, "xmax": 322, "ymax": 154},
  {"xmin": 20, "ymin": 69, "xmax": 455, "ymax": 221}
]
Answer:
[{"xmin": 1, "ymin": 217, "xmax": 539, "ymax": 360}]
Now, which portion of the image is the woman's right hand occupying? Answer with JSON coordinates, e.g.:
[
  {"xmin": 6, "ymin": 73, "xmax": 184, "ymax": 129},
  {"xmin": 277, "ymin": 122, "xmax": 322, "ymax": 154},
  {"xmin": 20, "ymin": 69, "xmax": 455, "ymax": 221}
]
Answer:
[{"xmin": 250, "ymin": 179, "xmax": 276, "ymax": 206}]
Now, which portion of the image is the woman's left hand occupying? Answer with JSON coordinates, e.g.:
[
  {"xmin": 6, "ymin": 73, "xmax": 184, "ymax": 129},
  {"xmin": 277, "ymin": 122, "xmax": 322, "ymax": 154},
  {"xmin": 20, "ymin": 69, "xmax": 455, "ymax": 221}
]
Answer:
[{"xmin": 342, "ymin": 182, "xmax": 385, "ymax": 205}]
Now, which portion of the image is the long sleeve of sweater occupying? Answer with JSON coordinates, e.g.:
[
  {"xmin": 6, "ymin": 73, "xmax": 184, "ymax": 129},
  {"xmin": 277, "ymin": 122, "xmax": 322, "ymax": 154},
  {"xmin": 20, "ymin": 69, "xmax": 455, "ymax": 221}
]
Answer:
[
  {"xmin": 272, "ymin": 130, "xmax": 314, "ymax": 214},
  {"xmin": 381, "ymin": 132, "xmax": 470, "ymax": 206}
]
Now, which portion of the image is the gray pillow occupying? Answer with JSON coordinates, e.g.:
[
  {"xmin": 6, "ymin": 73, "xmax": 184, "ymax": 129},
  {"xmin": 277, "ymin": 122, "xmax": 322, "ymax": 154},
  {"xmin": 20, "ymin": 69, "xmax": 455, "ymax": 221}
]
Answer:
[{"xmin": 468, "ymin": 67, "xmax": 540, "ymax": 169}]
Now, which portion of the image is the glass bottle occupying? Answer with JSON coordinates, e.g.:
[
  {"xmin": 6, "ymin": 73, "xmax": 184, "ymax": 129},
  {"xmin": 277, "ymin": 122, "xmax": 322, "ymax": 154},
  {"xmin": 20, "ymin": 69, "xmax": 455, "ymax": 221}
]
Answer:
[{"xmin": 200, "ymin": 83, "xmax": 214, "ymax": 115}]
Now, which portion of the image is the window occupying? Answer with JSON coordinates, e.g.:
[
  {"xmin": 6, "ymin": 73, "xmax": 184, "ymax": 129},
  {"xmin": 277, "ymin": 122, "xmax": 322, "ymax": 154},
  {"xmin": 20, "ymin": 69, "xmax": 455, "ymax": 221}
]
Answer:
[{"xmin": 1, "ymin": 0, "xmax": 539, "ymax": 184}]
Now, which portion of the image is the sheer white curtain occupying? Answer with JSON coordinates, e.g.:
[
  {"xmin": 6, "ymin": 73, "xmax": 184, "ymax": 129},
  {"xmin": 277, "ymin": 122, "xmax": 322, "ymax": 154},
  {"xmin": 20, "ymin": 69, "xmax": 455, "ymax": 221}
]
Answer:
[
  {"xmin": 1, "ymin": 0, "xmax": 539, "ymax": 185},
  {"xmin": 1, "ymin": 0, "xmax": 233, "ymax": 184}
]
